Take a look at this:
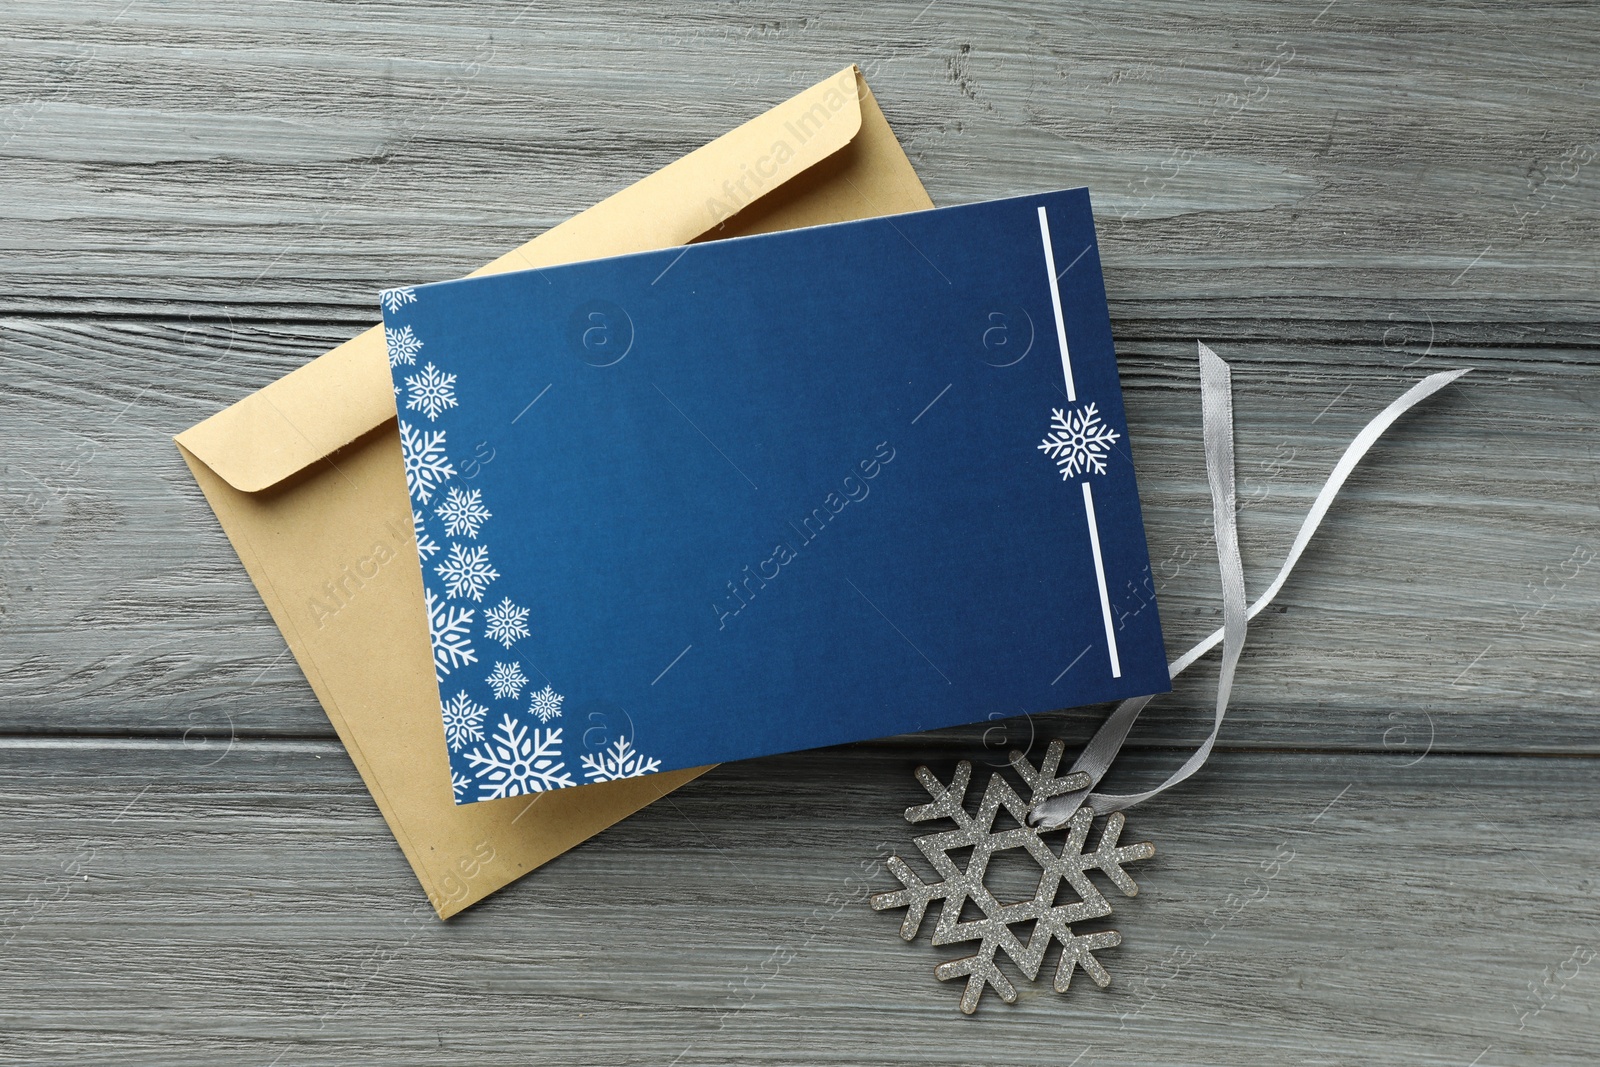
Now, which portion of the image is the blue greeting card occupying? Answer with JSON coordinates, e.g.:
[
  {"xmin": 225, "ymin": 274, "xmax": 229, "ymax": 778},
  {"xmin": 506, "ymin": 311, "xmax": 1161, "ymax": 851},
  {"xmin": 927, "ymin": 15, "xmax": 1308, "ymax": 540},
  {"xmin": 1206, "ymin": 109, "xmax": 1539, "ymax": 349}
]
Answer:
[{"xmin": 381, "ymin": 188, "xmax": 1167, "ymax": 804}]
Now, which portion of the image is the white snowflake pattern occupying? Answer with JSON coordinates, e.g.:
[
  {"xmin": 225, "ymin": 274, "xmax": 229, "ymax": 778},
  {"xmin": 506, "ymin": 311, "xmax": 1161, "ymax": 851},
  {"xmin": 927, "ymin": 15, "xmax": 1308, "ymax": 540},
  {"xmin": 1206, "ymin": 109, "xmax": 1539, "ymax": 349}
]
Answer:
[
  {"xmin": 400, "ymin": 420, "xmax": 455, "ymax": 505},
  {"xmin": 405, "ymin": 362, "xmax": 458, "ymax": 421},
  {"xmin": 581, "ymin": 736, "xmax": 663, "ymax": 782},
  {"xmin": 385, "ymin": 324, "xmax": 424, "ymax": 367},
  {"xmin": 1037, "ymin": 403, "xmax": 1122, "ymax": 479},
  {"xmin": 464, "ymin": 714, "xmax": 574, "ymax": 799},
  {"xmin": 529, "ymin": 685, "xmax": 564, "ymax": 723},
  {"xmin": 483, "ymin": 597, "xmax": 531, "ymax": 649},
  {"xmin": 436, "ymin": 542, "xmax": 500, "ymax": 601},
  {"xmin": 440, "ymin": 690, "xmax": 488, "ymax": 752},
  {"xmin": 435, "ymin": 485, "xmax": 491, "ymax": 539},
  {"xmin": 412, "ymin": 508, "xmax": 441, "ymax": 560},
  {"xmin": 450, "ymin": 770, "xmax": 470, "ymax": 802},
  {"xmin": 380, "ymin": 287, "xmax": 417, "ymax": 314},
  {"xmin": 486, "ymin": 661, "xmax": 528, "ymax": 701},
  {"xmin": 426, "ymin": 588, "xmax": 477, "ymax": 680}
]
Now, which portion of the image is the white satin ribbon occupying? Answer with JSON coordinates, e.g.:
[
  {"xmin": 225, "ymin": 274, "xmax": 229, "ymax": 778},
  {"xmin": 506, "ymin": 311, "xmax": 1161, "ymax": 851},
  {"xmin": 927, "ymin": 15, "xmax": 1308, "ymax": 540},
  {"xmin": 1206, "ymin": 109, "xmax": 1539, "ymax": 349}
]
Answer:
[{"xmin": 1031, "ymin": 344, "xmax": 1472, "ymax": 829}]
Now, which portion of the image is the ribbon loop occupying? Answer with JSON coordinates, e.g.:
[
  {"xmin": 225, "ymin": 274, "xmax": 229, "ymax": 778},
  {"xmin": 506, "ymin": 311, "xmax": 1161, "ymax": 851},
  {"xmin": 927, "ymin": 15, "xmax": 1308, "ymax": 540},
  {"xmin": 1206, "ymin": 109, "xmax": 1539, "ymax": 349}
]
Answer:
[{"xmin": 1031, "ymin": 347, "xmax": 1470, "ymax": 829}]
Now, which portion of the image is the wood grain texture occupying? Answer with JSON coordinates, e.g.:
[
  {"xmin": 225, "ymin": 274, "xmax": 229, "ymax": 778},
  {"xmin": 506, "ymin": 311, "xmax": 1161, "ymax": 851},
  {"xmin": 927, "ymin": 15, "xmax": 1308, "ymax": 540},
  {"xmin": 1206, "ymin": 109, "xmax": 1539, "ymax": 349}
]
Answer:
[
  {"xmin": 1, "ymin": 0, "xmax": 1597, "ymax": 1063},
  {"xmin": 2, "ymin": 1, "xmax": 1597, "ymax": 337},
  {"xmin": 2, "ymin": 741, "xmax": 1597, "ymax": 1065}
]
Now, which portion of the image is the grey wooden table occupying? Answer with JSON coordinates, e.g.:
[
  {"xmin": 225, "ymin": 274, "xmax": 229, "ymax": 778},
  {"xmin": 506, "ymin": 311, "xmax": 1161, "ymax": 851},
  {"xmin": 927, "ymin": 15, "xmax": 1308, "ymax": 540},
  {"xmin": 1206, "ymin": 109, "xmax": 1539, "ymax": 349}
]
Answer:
[{"xmin": 3, "ymin": 2, "xmax": 1597, "ymax": 1064}]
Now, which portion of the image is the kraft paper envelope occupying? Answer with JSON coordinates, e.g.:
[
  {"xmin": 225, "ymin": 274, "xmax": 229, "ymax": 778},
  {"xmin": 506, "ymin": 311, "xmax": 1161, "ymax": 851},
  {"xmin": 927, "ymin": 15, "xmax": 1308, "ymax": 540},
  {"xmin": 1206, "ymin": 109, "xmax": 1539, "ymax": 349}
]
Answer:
[{"xmin": 174, "ymin": 66, "xmax": 933, "ymax": 917}]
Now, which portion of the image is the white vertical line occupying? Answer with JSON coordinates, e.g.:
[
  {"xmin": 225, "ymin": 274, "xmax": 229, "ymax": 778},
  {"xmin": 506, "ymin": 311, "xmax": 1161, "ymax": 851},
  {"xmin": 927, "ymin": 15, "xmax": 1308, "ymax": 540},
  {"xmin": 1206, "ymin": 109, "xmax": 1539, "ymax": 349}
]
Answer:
[
  {"xmin": 1037, "ymin": 205, "xmax": 1077, "ymax": 402},
  {"xmin": 1081, "ymin": 481, "xmax": 1121, "ymax": 678}
]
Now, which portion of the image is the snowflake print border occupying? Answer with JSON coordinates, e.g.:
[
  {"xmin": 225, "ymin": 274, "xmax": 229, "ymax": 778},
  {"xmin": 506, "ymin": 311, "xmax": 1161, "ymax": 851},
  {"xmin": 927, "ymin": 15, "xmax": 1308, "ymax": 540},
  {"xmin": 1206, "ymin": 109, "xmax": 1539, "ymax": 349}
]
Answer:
[
  {"xmin": 436, "ymin": 486, "xmax": 491, "ymax": 539},
  {"xmin": 385, "ymin": 324, "xmax": 423, "ymax": 367},
  {"xmin": 464, "ymin": 714, "xmax": 573, "ymax": 799},
  {"xmin": 436, "ymin": 542, "xmax": 499, "ymax": 602},
  {"xmin": 483, "ymin": 597, "xmax": 531, "ymax": 649},
  {"xmin": 1038, "ymin": 403, "xmax": 1121, "ymax": 479},
  {"xmin": 529, "ymin": 685, "xmax": 564, "ymax": 723},
  {"xmin": 440, "ymin": 690, "xmax": 488, "ymax": 752},
  {"xmin": 581, "ymin": 736, "xmax": 662, "ymax": 782},
  {"xmin": 405, "ymin": 362, "xmax": 458, "ymax": 421},
  {"xmin": 426, "ymin": 589, "xmax": 476, "ymax": 681},
  {"xmin": 380, "ymin": 287, "xmax": 417, "ymax": 314},
  {"xmin": 870, "ymin": 740, "xmax": 1154, "ymax": 1014},
  {"xmin": 412, "ymin": 509, "xmax": 441, "ymax": 560},
  {"xmin": 400, "ymin": 421, "xmax": 455, "ymax": 506},
  {"xmin": 486, "ymin": 661, "xmax": 528, "ymax": 701}
]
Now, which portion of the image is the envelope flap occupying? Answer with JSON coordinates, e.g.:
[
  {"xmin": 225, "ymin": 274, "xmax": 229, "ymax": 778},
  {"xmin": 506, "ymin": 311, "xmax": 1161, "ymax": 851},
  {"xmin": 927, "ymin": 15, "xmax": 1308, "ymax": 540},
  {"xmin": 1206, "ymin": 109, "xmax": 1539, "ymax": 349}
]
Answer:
[
  {"xmin": 470, "ymin": 65, "xmax": 866, "ymax": 276},
  {"xmin": 177, "ymin": 66, "xmax": 868, "ymax": 494},
  {"xmin": 176, "ymin": 326, "xmax": 393, "ymax": 493}
]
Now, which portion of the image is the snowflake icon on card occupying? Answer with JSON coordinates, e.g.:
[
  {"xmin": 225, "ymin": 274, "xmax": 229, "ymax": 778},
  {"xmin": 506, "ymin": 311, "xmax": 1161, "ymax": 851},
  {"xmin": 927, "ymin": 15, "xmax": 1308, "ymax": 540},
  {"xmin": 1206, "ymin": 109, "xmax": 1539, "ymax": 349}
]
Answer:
[
  {"xmin": 426, "ymin": 590, "xmax": 476, "ymax": 681},
  {"xmin": 436, "ymin": 543, "xmax": 499, "ymax": 602},
  {"xmin": 582, "ymin": 737, "xmax": 663, "ymax": 782},
  {"xmin": 440, "ymin": 690, "xmax": 487, "ymax": 751},
  {"xmin": 405, "ymin": 362, "xmax": 458, "ymax": 421},
  {"xmin": 435, "ymin": 486, "xmax": 491, "ymax": 539},
  {"xmin": 483, "ymin": 597, "xmax": 531, "ymax": 649},
  {"xmin": 380, "ymin": 286, "xmax": 417, "ymax": 314},
  {"xmin": 1038, "ymin": 403, "xmax": 1121, "ymax": 479},
  {"xmin": 400, "ymin": 421, "xmax": 454, "ymax": 505},
  {"xmin": 463, "ymin": 713, "xmax": 574, "ymax": 799},
  {"xmin": 486, "ymin": 662, "xmax": 528, "ymax": 701},
  {"xmin": 385, "ymin": 324, "xmax": 423, "ymax": 368},
  {"xmin": 529, "ymin": 685, "xmax": 564, "ymax": 723}
]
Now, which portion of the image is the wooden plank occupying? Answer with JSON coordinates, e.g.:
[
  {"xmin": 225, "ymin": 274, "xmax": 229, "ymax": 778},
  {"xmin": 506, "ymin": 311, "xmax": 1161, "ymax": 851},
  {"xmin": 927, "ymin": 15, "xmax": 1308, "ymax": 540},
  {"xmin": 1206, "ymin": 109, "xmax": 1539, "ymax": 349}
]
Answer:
[
  {"xmin": 0, "ymin": 739, "xmax": 1595, "ymax": 1064},
  {"xmin": 0, "ymin": 1, "xmax": 1596, "ymax": 340},
  {"xmin": 3, "ymin": 318, "xmax": 1595, "ymax": 750}
]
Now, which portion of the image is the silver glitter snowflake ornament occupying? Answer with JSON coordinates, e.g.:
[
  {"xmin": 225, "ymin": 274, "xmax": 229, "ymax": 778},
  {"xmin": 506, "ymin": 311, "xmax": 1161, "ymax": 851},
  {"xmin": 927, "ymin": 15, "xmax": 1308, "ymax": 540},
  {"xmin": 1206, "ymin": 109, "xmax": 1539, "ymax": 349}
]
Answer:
[{"xmin": 871, "ymin": 740, "xmax": 1155, "ymax": 1014}]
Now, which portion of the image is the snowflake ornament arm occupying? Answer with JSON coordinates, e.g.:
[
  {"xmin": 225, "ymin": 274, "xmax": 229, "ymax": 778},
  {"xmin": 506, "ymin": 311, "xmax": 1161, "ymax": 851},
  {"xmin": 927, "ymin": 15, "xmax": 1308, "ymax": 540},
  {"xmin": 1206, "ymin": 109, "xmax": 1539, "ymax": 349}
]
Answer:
[{"xmin": 411, "ymin": 509, "xmax": 441, "ymax": 560}]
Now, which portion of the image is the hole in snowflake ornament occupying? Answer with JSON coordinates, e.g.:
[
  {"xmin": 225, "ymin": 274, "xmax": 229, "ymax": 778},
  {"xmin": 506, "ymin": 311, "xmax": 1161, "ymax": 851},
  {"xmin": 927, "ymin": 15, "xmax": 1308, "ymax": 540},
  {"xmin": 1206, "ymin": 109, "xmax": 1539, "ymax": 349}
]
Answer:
[
  {"xmin": 981, "ymin": 846, "xmax": 1049, "ymax": 907},
  {"xmin": 871, "ymin": 739, "xmax": 1155, "ymax": 1014}
]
